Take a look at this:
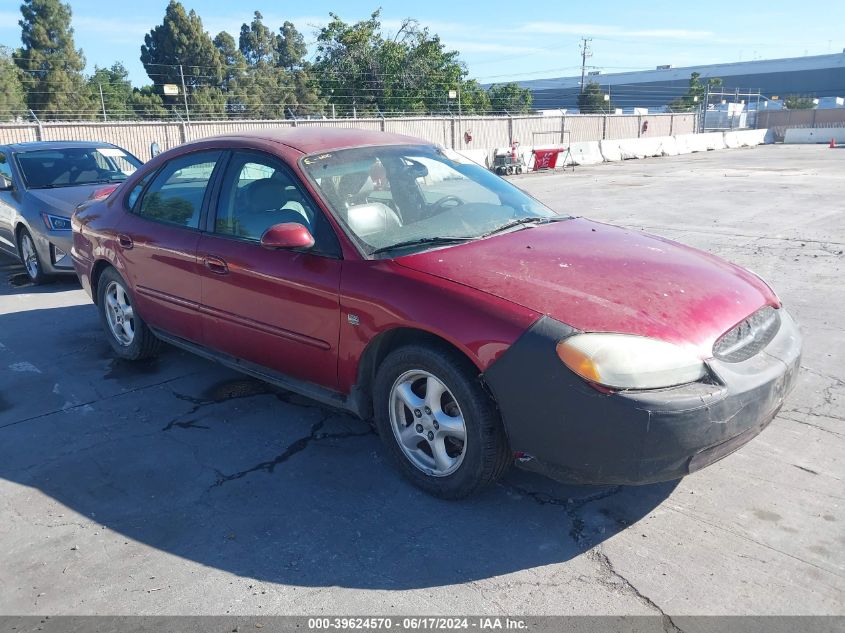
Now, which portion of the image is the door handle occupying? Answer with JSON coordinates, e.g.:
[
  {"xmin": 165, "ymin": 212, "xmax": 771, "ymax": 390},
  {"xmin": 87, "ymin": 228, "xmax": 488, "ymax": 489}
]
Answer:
[
  {"xmin": 203, "ymin": 255, "xmax": 229, "ymax": 275},
  {"xmin": 117, "ymin": 234, "xmax": 133, "ymax": 249}
]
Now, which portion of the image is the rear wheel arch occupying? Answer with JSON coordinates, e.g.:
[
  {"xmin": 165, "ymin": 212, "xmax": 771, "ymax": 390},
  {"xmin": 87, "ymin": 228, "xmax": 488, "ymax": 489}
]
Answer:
[
  {"xmin": 90, "ymin": 259, "xmax": 115, "ymax": 306},
  {"xmin": 352, "ymin": 327, "xmax": 485, "ymax": 420}
]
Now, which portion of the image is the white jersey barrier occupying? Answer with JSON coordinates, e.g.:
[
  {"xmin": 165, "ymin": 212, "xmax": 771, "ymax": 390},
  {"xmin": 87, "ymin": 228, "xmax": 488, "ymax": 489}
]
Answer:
[
  {"xmin": 784, "ymin": 127, "xmax": 845, "ymax": 144},
  {"xmin": 485, "ymin": 129, "xmax": 770, "ymax": 172}
]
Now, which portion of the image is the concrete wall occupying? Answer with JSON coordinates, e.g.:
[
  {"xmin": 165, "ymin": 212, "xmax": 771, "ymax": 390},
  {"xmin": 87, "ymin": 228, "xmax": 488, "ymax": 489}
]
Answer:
[
  {"xmin": 0, "ymin": 113, "xmax": 696, "ymax": 163},
  {"xmin": 757, "ymin": 108, "xmax": 845, "ymax": 142}
]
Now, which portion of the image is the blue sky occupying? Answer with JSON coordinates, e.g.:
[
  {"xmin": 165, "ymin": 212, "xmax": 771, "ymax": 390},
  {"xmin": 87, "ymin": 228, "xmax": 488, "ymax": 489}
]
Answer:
[{"xmin": 1, "ymin": 0, "xmax": 843, "ymax": 86}]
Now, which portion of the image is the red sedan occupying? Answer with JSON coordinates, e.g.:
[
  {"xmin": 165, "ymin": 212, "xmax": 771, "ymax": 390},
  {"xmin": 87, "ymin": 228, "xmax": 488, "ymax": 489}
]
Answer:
[{"xmin": 72, "ymin": 129, "xmax": 801, "ymax": 498}]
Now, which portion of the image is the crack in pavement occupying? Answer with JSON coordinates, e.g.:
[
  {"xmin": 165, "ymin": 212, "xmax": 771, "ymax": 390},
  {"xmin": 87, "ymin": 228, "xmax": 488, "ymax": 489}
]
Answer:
[
  {"xmin": 590, "ymin": 548, "xmax": 684, "ymax": 633},
  {"xmin": 500, "ymin": 483, "xmax": 622, "ymax": 546},
  {"xmin": 163, "ymin": 379, "xmax": 327, "ymax": 432},
  {"xmin": 502, "ymin": 482, "xmax": 684, "ymax": 629},
  {"xmin": 0, "ymin": 373, "xmax": 201, "ymax": 431},
  {"xmin": 209, "ymin": 415, "xmax": 375, "ymax": 488}
]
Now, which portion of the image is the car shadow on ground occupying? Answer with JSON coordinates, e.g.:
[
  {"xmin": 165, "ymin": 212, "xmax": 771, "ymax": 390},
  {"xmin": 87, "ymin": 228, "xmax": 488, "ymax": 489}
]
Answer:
[
  {"xmin": 0, "ymin": 252, "xmax": 81, "ymax": 295},
  {"xmin": 0, "ymin": 302, "xmax": 677, "ymax": 590}
]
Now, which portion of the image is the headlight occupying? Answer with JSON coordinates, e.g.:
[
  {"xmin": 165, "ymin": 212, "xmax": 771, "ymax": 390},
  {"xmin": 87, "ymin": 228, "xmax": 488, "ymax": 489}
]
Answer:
[
  {"xmin": 556, "ymin": 334, "xmax": 706, "ymax": 390},
  {"xmin": 42, "ymin": 213, "xmax": 72, "ymax": 231}
]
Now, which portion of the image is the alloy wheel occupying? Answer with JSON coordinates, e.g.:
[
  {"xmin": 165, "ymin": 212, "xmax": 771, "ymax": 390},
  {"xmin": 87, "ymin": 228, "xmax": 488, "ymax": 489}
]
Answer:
[
  {"xmin": 389, "ymin": 369, "xmax": 467, "ymax": 477},
  {"xmin": 104, "ymin": 281, "xmax": 136, "ymax": 346},
  {"xmin": 20, "ymin": 233, "xmax": 39, "ymax": 280}
]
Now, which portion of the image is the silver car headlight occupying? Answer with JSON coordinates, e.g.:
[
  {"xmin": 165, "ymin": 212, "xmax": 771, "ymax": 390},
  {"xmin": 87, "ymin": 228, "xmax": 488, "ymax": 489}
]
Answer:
[
  {"xmin": 556, "ymin": 333, "xmax": 706, "ymax": 390},
  {"xmin": 42, "ymin": 213, "xmax": 72, "ymax": 231}
]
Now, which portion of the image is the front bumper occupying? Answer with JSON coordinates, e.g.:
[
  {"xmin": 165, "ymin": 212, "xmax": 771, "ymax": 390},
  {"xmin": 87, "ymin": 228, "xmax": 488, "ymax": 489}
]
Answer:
[
  {"xmin": 32, "ymin": 228, "xmax": 75, "ymax": 275},
  {"xmin": 483, "ymin": 310, "xmax": 802, "ymax": 485}
]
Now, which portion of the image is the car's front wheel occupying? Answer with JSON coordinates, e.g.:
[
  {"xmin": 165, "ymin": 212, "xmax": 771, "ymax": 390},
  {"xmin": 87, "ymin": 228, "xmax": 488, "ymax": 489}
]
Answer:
[
  {"xmin": 18, "ymin": 228, "xmax": 48, "ymax": 284},
  {"xmin": 373, "ymin": 344, "xmax": 511, "ymax": 498},
  {"xmin": 97, "ymin": 267, "xmax": 160, "ymax": 360}
]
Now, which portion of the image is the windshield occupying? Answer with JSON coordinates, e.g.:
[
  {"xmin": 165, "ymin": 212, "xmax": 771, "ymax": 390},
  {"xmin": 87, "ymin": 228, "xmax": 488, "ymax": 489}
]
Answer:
[
  {"xmin": 301, "ymin": 145, "xmax": 566, "ymax": 256},
  {"xmin": 16, "ymin": 147, "xmax": 142, "ymax": 190}
]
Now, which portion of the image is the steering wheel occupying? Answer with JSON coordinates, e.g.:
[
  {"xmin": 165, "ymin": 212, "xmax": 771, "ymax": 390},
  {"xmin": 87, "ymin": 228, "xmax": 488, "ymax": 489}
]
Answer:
[{"xmin": 430, "ymin": 195, "xmax": 465, "ymax": 214}]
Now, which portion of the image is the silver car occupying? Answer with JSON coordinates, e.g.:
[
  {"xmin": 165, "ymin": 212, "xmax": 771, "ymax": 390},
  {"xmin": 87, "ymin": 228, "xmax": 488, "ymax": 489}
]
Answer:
[{"xmin": 0, "ymin": 141, "xmax": 143, "ymax": 283}]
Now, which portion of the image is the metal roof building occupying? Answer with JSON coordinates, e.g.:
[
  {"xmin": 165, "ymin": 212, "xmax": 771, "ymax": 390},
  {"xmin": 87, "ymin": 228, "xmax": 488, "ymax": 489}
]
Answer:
[{"xmin": 518, "ymin": 52, "xmax": 845, "ymax": 110}]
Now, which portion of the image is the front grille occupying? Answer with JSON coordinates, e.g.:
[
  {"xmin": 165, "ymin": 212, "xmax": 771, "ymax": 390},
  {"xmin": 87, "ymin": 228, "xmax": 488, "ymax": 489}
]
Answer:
[{"xmin": 713, "ymin": 306, "xmax": 781, "ymax": 362}]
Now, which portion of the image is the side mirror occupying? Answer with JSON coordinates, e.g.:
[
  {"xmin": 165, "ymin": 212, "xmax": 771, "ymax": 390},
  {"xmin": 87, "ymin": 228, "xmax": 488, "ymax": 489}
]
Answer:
[
  {"xmin": 0, "ymin": 174, "xmax": 13, "ymax": 191},
  {"xmin": 150, "ymin": 142, "xmax": 161, "ymax": 159},
  {"xmin": 260, "ymin": 222, "xmax": 315, "ymax": 250}
]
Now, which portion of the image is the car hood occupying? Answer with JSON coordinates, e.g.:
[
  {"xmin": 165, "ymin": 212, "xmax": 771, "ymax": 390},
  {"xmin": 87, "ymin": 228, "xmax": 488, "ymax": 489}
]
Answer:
[
  {"xmin": 25, "ymin": 183, "xmax": 110, "ymax": 216},
  {"xmin": 395, "ymin": 218, "xmax": 779, "ymax": 357}
]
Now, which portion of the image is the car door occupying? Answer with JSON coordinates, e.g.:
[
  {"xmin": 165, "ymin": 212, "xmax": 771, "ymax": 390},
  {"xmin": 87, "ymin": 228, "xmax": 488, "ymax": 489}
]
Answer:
[
  {"xmin": 197, "ymin": 150, "xmax": 343, "ymax": 390},
  {"xmin": 0, "ymin": 149, "xmax": 18, "ymax": 255},
  {"xmin": 117, "ymin": 150, "xmax": 222, "ymax": 344}
]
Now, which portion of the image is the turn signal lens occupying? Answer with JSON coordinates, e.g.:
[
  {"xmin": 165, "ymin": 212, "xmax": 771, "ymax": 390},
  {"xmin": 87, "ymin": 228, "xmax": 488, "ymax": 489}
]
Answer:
[
  {"xmin": 555, "ymin": 342, "xmax": 602, "ymax": 383},
  {"xmin": 556, "ymin": 333, "xmax": 706, "ymax": 390}
]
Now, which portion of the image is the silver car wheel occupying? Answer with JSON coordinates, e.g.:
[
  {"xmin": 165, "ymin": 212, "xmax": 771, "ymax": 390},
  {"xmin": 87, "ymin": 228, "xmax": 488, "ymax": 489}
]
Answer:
[
  {"xmin": 389, "ymin": 369, "xmax": 467, "ymax": 477},
  {"xmin": 20, "ymin": 233, "xmax": 39, "ymax": 280},
  {"xmin": 104, "ymin": 280, "xmax": 136, "ymax": 347}
]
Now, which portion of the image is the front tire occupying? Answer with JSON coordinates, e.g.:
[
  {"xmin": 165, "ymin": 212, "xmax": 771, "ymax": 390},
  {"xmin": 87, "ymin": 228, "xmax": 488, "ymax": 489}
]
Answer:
[
  {"xmin": 97, "ymin": 267, "xmax": 160, "ymax": 360},
  {"xmin": 373, "ymin": 344, "xmax": 510, "ymax": 498},
  {"xmin": 18, "ymin": 228, "xmax": 49, "ymax": 284}
]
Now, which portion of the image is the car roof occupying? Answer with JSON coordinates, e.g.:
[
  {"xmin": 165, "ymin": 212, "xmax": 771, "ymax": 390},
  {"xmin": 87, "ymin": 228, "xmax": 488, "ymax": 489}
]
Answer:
[
  {"xmin": 2, "ymin": 140, "xmax": 123, "ymax": 152},
  {"xmin": 192, "ymin": 127, "xmax": 432, "ymax": 155}
]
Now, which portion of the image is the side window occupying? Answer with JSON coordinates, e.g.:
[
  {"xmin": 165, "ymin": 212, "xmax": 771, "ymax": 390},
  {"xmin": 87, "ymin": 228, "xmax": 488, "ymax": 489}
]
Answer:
[
  {"xmin": 214, "ymin": 152, "xmax": 339, "ymax": 255},
  {"xmin": 0, "ymin": 152, "xmax": 12, "ymax": 184},
  {"xmin": 136, "ymin": 151, "xmax": 221, "ymax": 228},
  {"xmin": 126, "ymin": 177, "xmax": 147, "ymax": 210}
]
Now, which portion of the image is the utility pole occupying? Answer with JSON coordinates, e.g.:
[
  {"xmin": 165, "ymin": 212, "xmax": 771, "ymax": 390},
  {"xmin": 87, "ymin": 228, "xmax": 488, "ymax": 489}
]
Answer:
[
  {"xmin": 458, "ymin": 83, "xmax": 462, "ymax": 118},
  {"xmin": 98, "ymin": 83, "xmax": 107, "ymax": 121},
  {"xmin": 579, "ymin": 37, "xmax": 592, "ymax": 94},
  {"xmin": 179, "ymin": 64, "xmax": 190, "ymax": 123}
]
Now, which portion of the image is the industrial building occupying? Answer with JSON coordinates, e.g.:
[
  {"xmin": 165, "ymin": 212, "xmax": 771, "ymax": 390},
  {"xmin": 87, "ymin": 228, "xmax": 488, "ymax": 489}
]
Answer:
[{"xmin": 518, "ymin": 51, "xmax": 845, "ymax": 111}]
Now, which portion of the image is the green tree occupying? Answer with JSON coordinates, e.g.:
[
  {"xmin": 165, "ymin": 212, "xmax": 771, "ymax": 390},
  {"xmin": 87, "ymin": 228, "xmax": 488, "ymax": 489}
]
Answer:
[
  {"xmin": 127, "ymin": 86, "xmax": 168, "ymax": 120},
  {"xmin": 577, "ymin": 81, "xmax": 614, "ymax": 113},
  {"xmin": 277, "ymin": 21, "xmax": 307, "ymax": 71},
  {"xmin": 87, "ymin": 63, "xmax": 134, "ymax": 119},
  {"xmin": 784, "ymin": 94, "xmax": 815, "ymax": 110},
  {"xmin": 213, "ymin": 31, "xmax": 246, "ymax": 89},
  {"xmin": 0, "ymin": 46, "xmax": 27, "ymax": 121},
  {"xmin": 313, "ymin": 10, "xmax": 473, "ymax": 116},
  {"xmin": 140, "ymin": 1, "xmax": 225, "ymax": 111},
  {"xmin": 13, "ymin": 0, "xmax": 93, "ymax": 120},
  {"xmin": 669, "ymin": 72, "xmax": 723, "ymax": 112},
  {"xmin": 239, "ymin": 11, "xmax": 278, "ymax": 66},
  {"xmin": 488, "ymin": 82, "xmax": 532, "ymax": 114},
  {"xmin": 454, "ymin": 80, "xmax": 490, "ymax": 114}
]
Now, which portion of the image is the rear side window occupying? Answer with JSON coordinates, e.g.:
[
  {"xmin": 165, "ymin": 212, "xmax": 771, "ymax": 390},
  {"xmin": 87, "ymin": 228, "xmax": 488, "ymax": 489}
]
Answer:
[
  {"xmin": 0, "ymin": 151, "xmax": 12, "ymax": 183},
  {"xmin": 136, "ymin": 151, "xmax": 221, "ymax": 228}
]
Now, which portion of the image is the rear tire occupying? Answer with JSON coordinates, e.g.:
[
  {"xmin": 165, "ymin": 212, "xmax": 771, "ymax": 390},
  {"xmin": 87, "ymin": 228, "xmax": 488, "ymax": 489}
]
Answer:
[
  {"xmin": 373, "ymin": 344, "xmax": 511, "ymax": 499},
  {"xmin": 17, "ymin": 227, "xmax": 49, "ymax": 284},
  {"xmin": 97, "ymin": 267, "xmax": 160, "ymax": 360}
]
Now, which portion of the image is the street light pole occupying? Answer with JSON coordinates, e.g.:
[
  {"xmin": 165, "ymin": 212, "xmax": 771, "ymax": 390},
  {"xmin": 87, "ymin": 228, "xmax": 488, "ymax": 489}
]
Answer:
[
  {"xmin": 179, "ymin": 64, "xmax": 191, "ymax": 123},
  {"xmin": 98, "ymin": 83, "xmax": 107, "ymax": 121}
]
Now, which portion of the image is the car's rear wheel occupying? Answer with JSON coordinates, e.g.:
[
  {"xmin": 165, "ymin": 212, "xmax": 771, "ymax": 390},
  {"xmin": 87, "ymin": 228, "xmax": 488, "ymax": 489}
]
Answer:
[
  {"xmin": 373, "ymin": 344, "xmax": 511, "ymax": 498},
  {"xmin": 17, "ymin": 228, "xmax": 48, "ymax": 284},
  {"xmin": 97, "ymin": 267, "xmax": 160, "ymax": 360}
]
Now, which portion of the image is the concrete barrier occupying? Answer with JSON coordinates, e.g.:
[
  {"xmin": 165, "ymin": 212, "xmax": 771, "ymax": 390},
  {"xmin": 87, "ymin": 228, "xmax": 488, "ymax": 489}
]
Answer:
[
  {"xmin": 567, "ymin": 141, "xmax": 605, "ymax": 165},
  {"xmin": 674, "ymin": 134, "xmax": 694, "ymax": 154},
  {"xmin": 598, "ymin": 139, "xmax": 622, "ymax": 162},
  {"xmin": 600, "ymin": 136, "xmax": 679, "ymax": 161},
  {"xmin": 685, "ymin": 132, "xmax": 726, "ymax": 152},
  {"xmin": 784, "ymin": 127, "xmax": 845, "ymax": 144}
]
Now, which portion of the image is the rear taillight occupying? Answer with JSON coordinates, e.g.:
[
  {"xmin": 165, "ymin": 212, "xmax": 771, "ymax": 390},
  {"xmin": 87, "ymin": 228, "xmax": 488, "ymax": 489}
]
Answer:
[{"xmin": 89, "ymin": 184, "xmax": 119, "ymax": 200}]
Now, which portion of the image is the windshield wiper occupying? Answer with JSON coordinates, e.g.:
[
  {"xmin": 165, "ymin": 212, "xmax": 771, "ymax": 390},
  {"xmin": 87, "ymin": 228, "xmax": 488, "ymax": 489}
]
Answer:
[
  {"xmin": 370, "ymin": 235, "xmax": 476, "ymax": 255},
  {"xmin": 481, "ymin": 216, "xmax": 568, "ymax": 238}
]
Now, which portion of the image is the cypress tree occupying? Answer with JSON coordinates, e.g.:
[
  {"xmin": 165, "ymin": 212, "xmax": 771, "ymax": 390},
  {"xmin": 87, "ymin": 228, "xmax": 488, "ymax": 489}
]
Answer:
[{"xmin": 14, "ymin": 0, "xmax": 92, "ymax": 120}]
